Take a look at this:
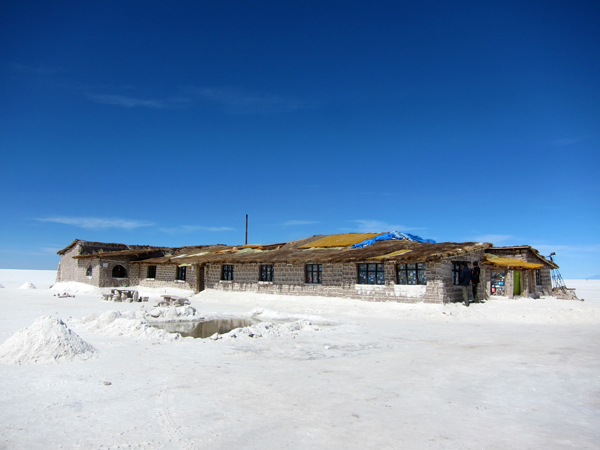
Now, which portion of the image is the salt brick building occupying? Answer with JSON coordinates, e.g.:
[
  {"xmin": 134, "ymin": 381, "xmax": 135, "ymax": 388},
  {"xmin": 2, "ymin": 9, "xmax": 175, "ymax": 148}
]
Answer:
[{"xmin": 56, "ymin": 233, "xmax": 558, "ymax": 304}]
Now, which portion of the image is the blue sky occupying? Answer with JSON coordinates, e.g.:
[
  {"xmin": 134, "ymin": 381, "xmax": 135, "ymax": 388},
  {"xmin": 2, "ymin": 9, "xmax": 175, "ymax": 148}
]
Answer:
[{"xmin": 1, "ymin": 1, "xmax": 599, "ymax": 278}]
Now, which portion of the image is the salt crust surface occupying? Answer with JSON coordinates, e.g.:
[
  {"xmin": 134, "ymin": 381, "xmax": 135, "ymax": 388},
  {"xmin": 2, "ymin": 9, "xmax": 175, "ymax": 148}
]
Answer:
[
  {"xmin": 192, "ymin": 289, "xmax": 600, "ymax": 325},
  {"xmin": 248, "ymin": 306, "xmax": 337, "ymax": 325},
  {"xmin": 0, "ymin": 316, "xmax": 96, "ymax": 365},
  {"xmin": 0, "ymin": 273, "xmax": 599, "ymax": 449},
  {"xmin": 0, "ymin": 269, "xmax": 56, "ymax": 289},
  {"xmin": 51, "ymin": 281, "xmax": 102, "ymax": 295}
]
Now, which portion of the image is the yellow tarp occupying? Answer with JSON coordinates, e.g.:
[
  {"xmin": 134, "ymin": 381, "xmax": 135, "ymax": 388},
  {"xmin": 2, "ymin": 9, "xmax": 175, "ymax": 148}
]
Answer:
[
  {"xmin": 298, "ymin": 233, "xmax": 384, "ymax": 249},
  {"xmin": 214, "ymin": 247, "xmax": 264, "ymax": 254},
  {"xmin": 239, "ymin": 243, "xmax": 284, "ymax": 250},
  {"xmin": 484, "ymin": 254, "xmax": 542, "ymax": 269},
  {"xmin": 184, "ymin": 251, "xmax": 209, "ymax": 257},
  {"xmin": 214, "ymin": 247, "xmax": 238, "ymax": 253},
  {"xmin": 369, "ymin": 249, "xmax": 412, "ymax": 260}
]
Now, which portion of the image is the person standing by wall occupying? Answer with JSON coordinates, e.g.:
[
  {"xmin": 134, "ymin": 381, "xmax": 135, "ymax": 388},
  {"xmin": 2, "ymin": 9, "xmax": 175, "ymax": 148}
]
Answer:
[
  {"xmin": 459, "ymin": 262, "xmax": 472, "ymax": 307},
  {"xmin": 471, "ymin": 261, "xmax": 481, "ymax": 303}
]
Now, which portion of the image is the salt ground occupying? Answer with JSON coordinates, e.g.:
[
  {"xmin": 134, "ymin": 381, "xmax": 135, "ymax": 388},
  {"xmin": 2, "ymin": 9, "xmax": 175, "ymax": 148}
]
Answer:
[{"xmin": 0, "ymin": 270, "xmax": 599, "ymax": 449}]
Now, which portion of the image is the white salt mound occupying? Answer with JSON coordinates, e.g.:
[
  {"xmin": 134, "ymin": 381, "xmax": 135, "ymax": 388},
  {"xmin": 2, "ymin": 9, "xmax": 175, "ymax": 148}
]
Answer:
[
  {"xmin": 214, "ymin": 319, "xmax": 320, "ymax": 340},
  {"xmin": 146, "ymin": 305, "xmax": 203, "ymax": 322},
  {"xmin": 79, "ymin": 311, "xmax": 180, "ymax": 341},
  {"xmin": 0, "ymin": 316, "xmax": 97, "ymax": 365},
  {"xmin": 19, "ymin": 282, "xmax": 36, "ymax": 290},
  {"xmin": 0, "ymin": 284, "xmax": 4, "ymax": 288}
]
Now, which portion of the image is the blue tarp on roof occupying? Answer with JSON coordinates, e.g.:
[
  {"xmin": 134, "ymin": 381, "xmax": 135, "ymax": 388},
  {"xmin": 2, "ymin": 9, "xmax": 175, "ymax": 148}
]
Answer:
[{"xmin": 351, "ymin": 231, "xmax": 436, "ymax": 249}]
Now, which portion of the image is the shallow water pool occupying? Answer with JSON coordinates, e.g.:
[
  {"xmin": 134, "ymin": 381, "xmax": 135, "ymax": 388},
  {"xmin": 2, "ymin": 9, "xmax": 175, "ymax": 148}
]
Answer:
[{"xmin": 152, "ymin": 318, "xmax": 259, "ymax": 338}]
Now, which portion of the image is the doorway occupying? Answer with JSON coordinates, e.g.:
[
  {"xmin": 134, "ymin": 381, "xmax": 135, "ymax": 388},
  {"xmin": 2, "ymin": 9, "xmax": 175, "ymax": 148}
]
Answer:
[
  {"xmin": 196, "ymin": 264, "xmax": 206, "ymax": 292},
  {"xmin": 514, "ymin": 271, "xmax": 522, "ymax": 296}
]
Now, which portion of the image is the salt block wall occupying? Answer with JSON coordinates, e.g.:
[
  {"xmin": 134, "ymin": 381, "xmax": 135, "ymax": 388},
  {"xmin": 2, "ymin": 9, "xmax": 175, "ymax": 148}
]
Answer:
[
  {"xmin": 56, "ymin": 244, "xmax": 553, "ymax": 302},
  {"xmin": 202, "ymin": 259, "xmax": 482, "ymax": 303},
  {"xmin": 57, "ymin": 244, "xmax": 139, "ymax": 288},
  {"xmin": 428, "ymin": 250, "xmax": 488, "ymax": 304},
  {"xmin": 56, "ymin": 244, "xmax": 488, "ymax": 303},
  {"xmin": 58, "ymin": 247, "xmax": 199, "ymax": 291},
  {"xmin": 136, "ymin": 264, "xmax": 197, "ymax": 291},
  {"xmin": 97, "ymin": 259, "xmax": 134, "ymax": 288},
  {"xmin": 56, "ymin": 245, "xmax": 99, "ymax": 286},
  {"xmin": 486, "ymin": 248, "xmax": 553, "ymax": 296}
]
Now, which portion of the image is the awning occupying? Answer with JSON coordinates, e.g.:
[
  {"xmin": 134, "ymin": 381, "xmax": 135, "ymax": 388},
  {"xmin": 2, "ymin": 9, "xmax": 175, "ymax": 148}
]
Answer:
[{"xmin": 484, "ymin": 254, "xmax": 542, "ymax": 269}]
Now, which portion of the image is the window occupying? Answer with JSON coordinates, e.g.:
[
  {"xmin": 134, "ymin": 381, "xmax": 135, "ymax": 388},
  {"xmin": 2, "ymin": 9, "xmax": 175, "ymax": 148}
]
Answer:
[
  {"xmin": 112, "ymin": 265, "xmax": 127, "ymax": 278},
  {"xmin": 86, "ymin": 266, "xmax": 92, "ymax": 277},
  {"xmin": 260, "ymin": 264, "xmax": 274, "ymax": 282},
  {"xmin": 306, "ymin": 264, "xmax": 322, "ymax": 283},
  {"xmin": 358, "ymin": 263, "xmax": 385, "ymax": 285},
  {"xmin": 147, "ymin": 265, "xmax": 157, "ymax": 279},
  {"xmin": 222, "ymin": 265, "xmax": 234, "ymax": 281},
  {"xmin": 535, "ymin": 269, "xmax": 542, "ymax": 286},
  {"xmin": 452, "ymin": 262, "xmax": 465, "ymax": 285},
  {"xmin": 397, "ymin": 263, "xmax": 427, "ymax": 285},
  {"xmin": 176, "ymin": 266, "xmax": 187, "ymax": 281}
]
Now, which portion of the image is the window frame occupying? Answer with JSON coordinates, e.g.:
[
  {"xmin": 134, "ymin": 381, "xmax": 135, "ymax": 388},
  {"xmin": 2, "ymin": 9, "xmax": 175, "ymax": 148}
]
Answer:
[
  {"xmin": 305, "ymin": 264, "xmax": 322, "ymax": 284},
  {"xmin": 112, "ymin": 265, "xmax": 127, "ymax": 279},
  {"xmin": 452, "ymin": 262, "xmax": 466, "ymax": 286},
  {"xmin": 535, "ymin": 269, "xmax": 542, "ymax": 286},
  {"xmin": 357, "ymin": 263, "xmax": 385, "ymax": 285},
  {"xmin": 222, "ymin": 265, "xmax": 234, "ymax": 281},
  {"xmin": 86, "ymin": 265, "xmax": 93, "ymax": 277},
  {"xmin": 176, "ymin": 266, "xmax": 187, "ymax": 281},
  {"xmin": 397, "ymin": 262, "xmax": 427, "ymax": 285},
  {"xmin": 147, "ymin": 265, "xmax": 157, "ymax": 279},
  {"xmin": 259, "ymin": 264, "xmax": 274, "ymax": 282}
]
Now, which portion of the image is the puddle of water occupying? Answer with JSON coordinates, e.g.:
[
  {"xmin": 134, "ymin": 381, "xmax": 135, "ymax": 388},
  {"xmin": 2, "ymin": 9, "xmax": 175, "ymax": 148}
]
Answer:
[{"xmin": 152, "ymin": 318, "xmax": 259, "ymax": 339}]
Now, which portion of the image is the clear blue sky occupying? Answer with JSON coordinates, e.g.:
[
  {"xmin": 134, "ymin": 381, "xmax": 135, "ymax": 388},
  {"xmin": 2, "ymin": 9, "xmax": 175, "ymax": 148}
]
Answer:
[{"xmin": 1, "ymin": 1, "xmax": 599, "ymax": 278}]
